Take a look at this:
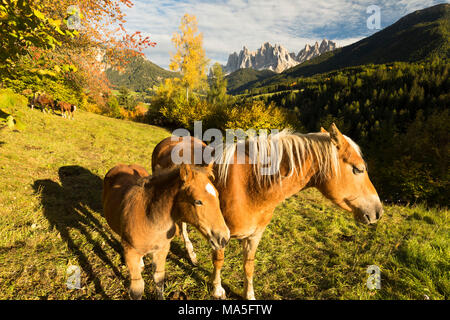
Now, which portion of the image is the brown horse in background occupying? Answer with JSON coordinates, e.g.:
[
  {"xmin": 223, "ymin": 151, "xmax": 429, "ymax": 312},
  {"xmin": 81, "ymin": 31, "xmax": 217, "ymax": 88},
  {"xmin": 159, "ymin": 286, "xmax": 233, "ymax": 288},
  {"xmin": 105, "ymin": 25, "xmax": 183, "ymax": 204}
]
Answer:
[
  {"xmin": 102, "ymin": 163, "xmax": 229, "ymax": 299},
  {"xmin": 152, "ymin": 124, "xmax": 383, "ymax": 299},
  {"xmin": 56, "ymin": 101, "xmax": 77, "ymax": 120},
  {"xmin": 29, "ymin": 93, "xmax": 55, "ymax": 112}
]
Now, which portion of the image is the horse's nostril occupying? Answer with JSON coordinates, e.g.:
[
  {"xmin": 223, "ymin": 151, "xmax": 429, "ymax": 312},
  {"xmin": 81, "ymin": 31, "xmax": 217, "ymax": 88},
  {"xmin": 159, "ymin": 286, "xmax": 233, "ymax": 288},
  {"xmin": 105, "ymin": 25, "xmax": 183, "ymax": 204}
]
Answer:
[
  {"xmin": 376, "ymin": 208, "xmax": 383, "ymax": 220},
  {"xmin": 364, "ymin": 214, "xmax": 370, "ymax": 223}
]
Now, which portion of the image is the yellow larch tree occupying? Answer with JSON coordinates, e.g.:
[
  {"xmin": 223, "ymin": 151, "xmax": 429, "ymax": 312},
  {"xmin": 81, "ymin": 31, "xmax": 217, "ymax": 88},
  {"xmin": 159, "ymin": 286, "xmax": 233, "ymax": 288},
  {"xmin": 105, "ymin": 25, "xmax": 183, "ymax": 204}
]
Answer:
[{"xmin": 169, "ymin": 14, "xmax": 209, "ymax": 101}]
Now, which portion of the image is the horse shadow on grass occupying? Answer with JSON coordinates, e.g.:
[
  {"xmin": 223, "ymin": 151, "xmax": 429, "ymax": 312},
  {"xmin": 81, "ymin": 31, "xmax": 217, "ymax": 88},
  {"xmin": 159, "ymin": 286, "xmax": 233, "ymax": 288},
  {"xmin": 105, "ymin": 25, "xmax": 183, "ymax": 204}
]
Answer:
[{"xmin": 33, "ymin": 165, "xmax": 124, "ymax": 299}]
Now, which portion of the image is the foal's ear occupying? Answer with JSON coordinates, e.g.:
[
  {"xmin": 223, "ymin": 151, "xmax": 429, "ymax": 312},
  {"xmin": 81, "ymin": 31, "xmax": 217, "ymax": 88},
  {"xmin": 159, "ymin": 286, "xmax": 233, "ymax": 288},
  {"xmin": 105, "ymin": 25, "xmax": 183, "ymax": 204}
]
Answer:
[
  {"xmin": 329, "ymin": 123, "xmax": 346, "ymax": 149},
  {"xmin": 206, "ymin": 161, "xmax": 215, "ymax": 181},
  {"xmin": 179, "ymin": 163, "xmax": 193, "ymax": 183},
  {"xmin": 320, "ymin": 127, "xmax": 328, "ymax": 133}
]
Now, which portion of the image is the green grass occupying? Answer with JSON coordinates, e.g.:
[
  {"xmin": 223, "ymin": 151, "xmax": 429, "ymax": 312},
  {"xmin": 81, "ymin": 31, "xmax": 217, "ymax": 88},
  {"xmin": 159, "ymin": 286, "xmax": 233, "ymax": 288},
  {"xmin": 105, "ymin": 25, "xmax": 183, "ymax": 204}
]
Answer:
[{"xmin": 0, "ymin": 97, "xmax": 448, "ymax": 300}]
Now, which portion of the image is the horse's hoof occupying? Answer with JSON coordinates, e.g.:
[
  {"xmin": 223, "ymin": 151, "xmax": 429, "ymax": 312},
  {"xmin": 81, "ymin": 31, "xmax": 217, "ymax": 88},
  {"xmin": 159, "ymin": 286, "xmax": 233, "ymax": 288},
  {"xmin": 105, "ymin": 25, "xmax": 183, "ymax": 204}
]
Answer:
[
  {"xmin": 129, "ymin": 279, "xmax": 144, "ymax": 300},
  {"xmin": 129, "ymin": 288, "xmax": 143, "ymax": 300},
  {"xmin": 212, "ymin": 286, "xmax": 227, "ymax": 300},
  {"xmin": 188, "ymin": 255, "xmax": 198, "ymax": 266}
]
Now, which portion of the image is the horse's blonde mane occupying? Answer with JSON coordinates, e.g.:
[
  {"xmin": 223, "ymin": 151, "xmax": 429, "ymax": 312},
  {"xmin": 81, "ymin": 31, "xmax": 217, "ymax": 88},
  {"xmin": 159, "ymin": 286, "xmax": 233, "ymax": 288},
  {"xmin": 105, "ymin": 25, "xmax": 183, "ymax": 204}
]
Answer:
[{"xmin": 215, "ymin": 129, "xmax": 349, "ymax": 185}]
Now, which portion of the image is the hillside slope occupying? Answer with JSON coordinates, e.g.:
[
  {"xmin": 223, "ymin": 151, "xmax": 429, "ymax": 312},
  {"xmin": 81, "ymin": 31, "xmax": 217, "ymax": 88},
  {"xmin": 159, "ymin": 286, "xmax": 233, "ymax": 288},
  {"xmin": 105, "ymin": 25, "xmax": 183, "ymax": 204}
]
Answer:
[
  {"xmin": 0, "ymin": 100, "xmax": 448, "ymax": 300},
  {"xmin": 286, "ymin": 3, "xmax": 449, "ymax": 78},
  {"xmin": 106, "ymin": 54, "xmax": 179, "ymax": 92},
  {"xmin": 225, "ymin": 68, "xmax": 276, "ymax": 94},
  {"xmin": 237, "ymin": 3, "xmax": 450, "ymax": 92}
]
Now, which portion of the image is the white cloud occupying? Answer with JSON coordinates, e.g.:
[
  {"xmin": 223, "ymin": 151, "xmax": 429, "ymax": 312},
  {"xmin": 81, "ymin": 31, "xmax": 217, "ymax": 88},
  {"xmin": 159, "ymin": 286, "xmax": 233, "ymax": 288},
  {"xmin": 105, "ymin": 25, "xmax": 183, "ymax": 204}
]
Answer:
[{"xmin": 121, "ymin": 0, "xmax": 449, "ymax": 69}]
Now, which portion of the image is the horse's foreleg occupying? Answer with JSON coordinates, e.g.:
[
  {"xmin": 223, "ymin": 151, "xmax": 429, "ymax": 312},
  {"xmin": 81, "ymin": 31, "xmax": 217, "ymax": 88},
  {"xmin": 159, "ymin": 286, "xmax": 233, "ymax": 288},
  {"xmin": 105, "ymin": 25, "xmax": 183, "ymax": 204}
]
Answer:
[
  {"xmin": 211, "ymin": 248, "xmax": 226, "ymax": 299},
  {"xmin": 242, "ymin": 231, "xmax": 263, "ymax": 300},
  {"xmin": 152, "ymin": 242, "xmax": 170, "ymax": 300},
  {"xmin": 124, "ymin": 244, "xmax": 145, "ymax": 300},
  {"xmin": 181, "ymin": 222, "xmax": 198, "ymax": 265}
]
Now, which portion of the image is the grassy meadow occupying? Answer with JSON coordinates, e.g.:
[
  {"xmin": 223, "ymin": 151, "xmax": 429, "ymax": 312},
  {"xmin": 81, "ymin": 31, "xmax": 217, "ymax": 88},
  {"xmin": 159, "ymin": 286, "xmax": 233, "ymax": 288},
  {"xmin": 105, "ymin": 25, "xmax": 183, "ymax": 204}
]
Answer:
[{"xmin": 0, "ymin": 99, "xmax": 448, "ymax": 300}]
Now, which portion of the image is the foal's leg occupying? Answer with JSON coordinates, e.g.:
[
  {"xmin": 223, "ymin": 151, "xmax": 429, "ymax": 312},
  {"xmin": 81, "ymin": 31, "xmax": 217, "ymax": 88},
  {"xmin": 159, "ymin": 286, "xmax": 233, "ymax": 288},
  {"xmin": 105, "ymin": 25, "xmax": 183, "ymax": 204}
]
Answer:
[
  {"xmin": 242, "ymin": 231, "xmax": 263, "ymax": 300},
  {"xmin": 124, "ymin": 245, "xmax": 145, "ymax": 300},
  {"xmin": 181, "ymin": 222, "xmax": 198, "ymax": 265},
  {"xmin": 211, "ymin": 248, "xmax": 226, "ymax": 299},
  {"xmin": 152, "ymin": 242, "xmax": 170, "ymax": 300}
]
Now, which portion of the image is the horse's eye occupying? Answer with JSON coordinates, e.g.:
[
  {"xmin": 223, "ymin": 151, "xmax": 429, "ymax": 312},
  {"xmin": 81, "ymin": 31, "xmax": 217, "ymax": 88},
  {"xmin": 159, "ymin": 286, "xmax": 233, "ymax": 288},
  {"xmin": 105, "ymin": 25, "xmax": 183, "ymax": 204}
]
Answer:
[
  {"xmin": 352, "ymin": 165, "xmax": 364, "ymax": 175},
  {"xmin": 194, "ymin": 200, "xmax": 203, "ymax": 206}
]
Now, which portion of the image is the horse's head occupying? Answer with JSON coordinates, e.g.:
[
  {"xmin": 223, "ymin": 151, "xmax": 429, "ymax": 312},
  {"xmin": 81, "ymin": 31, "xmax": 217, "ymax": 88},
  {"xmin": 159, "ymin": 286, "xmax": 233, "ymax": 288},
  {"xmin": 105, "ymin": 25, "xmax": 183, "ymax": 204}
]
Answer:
[
  {"xmin": 318, "ymin": 124, "xmax": 383, "ymax": 225},
  {"xmin": 175, "ymin": 163, "xmax": 230, "ymax": 249}
]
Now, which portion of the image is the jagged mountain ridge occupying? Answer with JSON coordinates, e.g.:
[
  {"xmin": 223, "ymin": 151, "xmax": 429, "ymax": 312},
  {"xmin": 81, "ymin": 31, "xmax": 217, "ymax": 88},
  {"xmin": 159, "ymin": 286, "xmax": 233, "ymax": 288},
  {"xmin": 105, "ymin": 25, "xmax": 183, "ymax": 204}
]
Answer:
[
  {"xmin": 223, "ymin": 39, "xmax": 337, "ymax": 74},
  {"xmin": 225, "ymin": 4, "xmax": 450, "ymax": 94}
]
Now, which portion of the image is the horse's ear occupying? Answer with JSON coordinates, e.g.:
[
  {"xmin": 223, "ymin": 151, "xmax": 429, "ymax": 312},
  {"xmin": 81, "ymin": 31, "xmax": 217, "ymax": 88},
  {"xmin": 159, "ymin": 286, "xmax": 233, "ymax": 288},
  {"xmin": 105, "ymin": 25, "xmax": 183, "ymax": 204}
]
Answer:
[
  {"xmin": 320, "ymin": 127, "xmax": 328, "ymax": 133},
  {"xmin": 179, "ymin": 163, "xmax": 193, "ymax": 183},
  {"xmin": 206, "ymin": 161, "xmax": 215, "ymax": 181},
  {"xmin": 329, "ymin": 123, "xmax": 345, "ymax": 149}
]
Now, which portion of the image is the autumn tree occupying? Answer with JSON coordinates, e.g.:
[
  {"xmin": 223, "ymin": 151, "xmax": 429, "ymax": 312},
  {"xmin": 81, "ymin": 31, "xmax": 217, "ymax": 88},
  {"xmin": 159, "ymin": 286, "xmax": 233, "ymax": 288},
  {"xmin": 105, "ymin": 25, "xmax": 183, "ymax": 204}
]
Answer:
[
  {"xmin": 169, "ymin": 14, "xmax": 209, "ymax": 101},
  {"xmin": 36, "ymin": 0, "xmax": 156, "ymax": 107},
  {"xmin": 1, "ymin": 0, "xmax": 156, "ymax": 110},
  {"xmin": 0, "ymin": 0, "xmax": 75, "ymax": 74}
]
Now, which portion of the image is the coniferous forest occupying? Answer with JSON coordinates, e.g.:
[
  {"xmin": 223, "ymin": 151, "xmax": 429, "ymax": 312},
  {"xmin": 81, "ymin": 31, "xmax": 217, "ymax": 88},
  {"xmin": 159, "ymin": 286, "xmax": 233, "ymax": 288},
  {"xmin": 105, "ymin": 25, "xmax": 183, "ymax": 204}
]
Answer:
[{"xmin": 248, "ymin": 60, "xmax": 449, "ymax": 205}]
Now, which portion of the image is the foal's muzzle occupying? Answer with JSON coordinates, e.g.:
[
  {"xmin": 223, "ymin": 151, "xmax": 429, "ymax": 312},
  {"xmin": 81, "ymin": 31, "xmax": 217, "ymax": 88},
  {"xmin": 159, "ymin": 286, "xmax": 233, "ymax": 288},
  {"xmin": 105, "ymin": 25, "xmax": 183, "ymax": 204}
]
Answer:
[{"xmin": 209, "ymin": 230, "xmax": 230, "ymax": 250}]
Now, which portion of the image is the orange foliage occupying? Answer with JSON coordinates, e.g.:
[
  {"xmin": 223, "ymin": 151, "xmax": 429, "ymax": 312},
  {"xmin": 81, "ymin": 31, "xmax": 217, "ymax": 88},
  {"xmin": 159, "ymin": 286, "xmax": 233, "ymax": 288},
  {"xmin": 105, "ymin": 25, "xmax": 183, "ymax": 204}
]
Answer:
[
  {"xmin": 32, "ymin": 0, "xmax": 156, "ymax": 107},
  {"xmin": 119, "ymin": 103, "xmax": 148, "ymax": 121}
]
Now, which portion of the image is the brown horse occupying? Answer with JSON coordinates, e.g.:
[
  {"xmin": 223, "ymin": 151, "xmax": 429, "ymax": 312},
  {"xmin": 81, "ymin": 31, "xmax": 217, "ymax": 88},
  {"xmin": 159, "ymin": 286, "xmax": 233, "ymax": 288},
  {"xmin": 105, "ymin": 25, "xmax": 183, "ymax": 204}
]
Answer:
[
  {"xmin": 102, "ymin": 163, "xmax": 230, "ymax": 299},
  {"xmin": 56, "ymin": 101, "xmax": 77, "ymax": 120},
  {"xmin": 151, "ymin": 124, "xmax": 383, "ymax": 299},
  {"xmin": 30, "ymin": 93, "xmax": 55, "ymax": 112}
]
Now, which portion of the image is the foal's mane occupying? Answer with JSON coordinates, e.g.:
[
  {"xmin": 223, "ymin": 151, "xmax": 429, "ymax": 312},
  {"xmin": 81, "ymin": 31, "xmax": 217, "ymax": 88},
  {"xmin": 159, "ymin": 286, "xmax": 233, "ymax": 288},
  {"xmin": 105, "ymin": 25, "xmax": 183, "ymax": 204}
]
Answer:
[
  {"xmin": 138, "ymin": 165, "xmax": 213, "ymax": 189},
  {"xmin": 123, "ymin": 165, "xmax": 213, "ymax": 216},
  {"xmin": 121, "ymin": 167, "xmax": 181, "ymax": 218},
  {"xmin": 215, "ymin": 129, "xmax": 361, "ymax": 186}
]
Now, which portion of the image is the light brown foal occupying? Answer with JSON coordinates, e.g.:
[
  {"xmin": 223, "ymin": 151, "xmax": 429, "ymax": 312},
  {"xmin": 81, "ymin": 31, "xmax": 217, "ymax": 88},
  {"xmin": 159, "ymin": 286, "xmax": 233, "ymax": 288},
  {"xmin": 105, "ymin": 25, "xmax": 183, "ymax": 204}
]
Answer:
[
  {"xmin": 152, "ymin": 124, "xmax": 383, "ymax": 300},
  {"xmin": 102, "ymin": 163, "xmax": 230, "ymax": 299}
]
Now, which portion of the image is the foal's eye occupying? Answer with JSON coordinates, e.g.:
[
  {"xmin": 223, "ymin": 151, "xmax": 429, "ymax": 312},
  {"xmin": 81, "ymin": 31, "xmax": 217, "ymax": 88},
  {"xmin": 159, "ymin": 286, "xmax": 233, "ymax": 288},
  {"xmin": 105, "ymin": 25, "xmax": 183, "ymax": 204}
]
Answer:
[
  {"xmin": 352, "ymin": 165, "xmax": 364, "ymax": 175},
  {"xmin": 194, "ymin": 200, "xmax": 203, "ymax": 206}
]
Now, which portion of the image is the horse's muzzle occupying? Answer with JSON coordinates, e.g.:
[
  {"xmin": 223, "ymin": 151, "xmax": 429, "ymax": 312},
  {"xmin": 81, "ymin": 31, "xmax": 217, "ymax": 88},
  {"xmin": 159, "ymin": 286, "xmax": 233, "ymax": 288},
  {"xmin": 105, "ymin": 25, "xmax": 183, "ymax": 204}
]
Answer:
[
  {"xmin": 210, "ymin": 230, "xmax": 230, "ymax": 250},
  {"xmin": 360, "ymin": 203, "xmax": 383, "ymax": 224}
]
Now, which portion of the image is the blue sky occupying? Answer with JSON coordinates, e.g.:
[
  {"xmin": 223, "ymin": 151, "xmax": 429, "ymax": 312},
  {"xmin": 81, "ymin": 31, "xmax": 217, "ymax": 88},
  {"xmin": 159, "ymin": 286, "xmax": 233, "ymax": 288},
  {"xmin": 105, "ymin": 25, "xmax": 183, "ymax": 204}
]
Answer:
[{"xmin": 121, "ymin": 0, "xmax": 449, "ymax": 69}]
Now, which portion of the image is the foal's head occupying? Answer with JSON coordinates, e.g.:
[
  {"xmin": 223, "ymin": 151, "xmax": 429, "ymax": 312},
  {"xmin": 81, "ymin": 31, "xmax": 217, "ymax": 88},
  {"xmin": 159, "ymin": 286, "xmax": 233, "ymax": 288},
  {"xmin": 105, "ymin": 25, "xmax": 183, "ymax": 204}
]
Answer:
[
  {"xmin": 175, "ymin": 163, "xmax": 230, "ymax": 249},
  {"xmin": 317, "ymin": 124, "xmax": 383, "ymax": 225}
]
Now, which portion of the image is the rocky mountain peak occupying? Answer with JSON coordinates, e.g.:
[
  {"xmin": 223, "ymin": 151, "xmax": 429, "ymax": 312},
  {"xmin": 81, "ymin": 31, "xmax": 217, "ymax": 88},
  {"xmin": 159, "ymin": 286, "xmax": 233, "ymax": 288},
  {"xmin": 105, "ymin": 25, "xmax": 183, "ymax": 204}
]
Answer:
[{"xmin": 224, "ymin": 39, "xmax": 338, "ymax": 74}]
